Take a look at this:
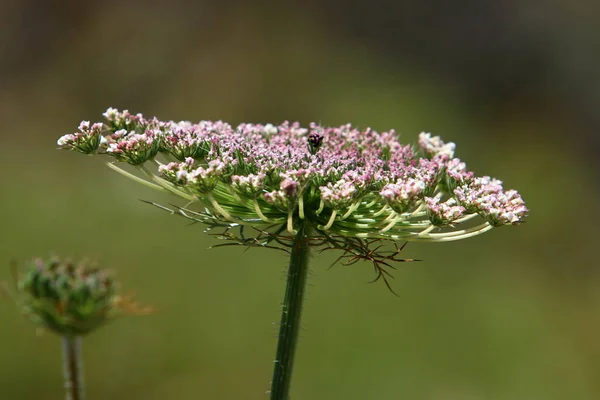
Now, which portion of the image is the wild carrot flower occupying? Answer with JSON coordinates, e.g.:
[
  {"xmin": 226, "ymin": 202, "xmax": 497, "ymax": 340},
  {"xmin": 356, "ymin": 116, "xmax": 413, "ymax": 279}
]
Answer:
[
  {"xmin": 58, "ymin": 109, "xmax": 527, "ymax": 240},
  {"xmin": 57, "ymin": 108, "xmax": 528, "ymax": 400}
]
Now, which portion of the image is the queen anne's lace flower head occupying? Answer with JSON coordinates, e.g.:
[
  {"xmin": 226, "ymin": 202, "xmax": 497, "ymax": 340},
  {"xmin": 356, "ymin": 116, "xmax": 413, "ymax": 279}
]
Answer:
[{"xmin": 58, "ymin": 108, "xmax": 528, "ymax": 243}]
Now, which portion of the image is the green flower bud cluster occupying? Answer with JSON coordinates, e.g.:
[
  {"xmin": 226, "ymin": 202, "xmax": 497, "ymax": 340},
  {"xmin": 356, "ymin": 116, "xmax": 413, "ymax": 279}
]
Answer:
[{"xmin": 16, "ymin": 257, "xmax": 139, "ymax": 336}]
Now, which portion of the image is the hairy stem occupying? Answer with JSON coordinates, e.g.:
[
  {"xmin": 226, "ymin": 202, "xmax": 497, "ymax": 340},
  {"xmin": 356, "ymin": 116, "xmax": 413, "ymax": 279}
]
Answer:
[
  {"xmin": 61, "ymin": 336, "xmax": 84, "ymax": 400},
  {"xmin": 270, "ymin": 223, "xmax": 311, "ymax": 400}
]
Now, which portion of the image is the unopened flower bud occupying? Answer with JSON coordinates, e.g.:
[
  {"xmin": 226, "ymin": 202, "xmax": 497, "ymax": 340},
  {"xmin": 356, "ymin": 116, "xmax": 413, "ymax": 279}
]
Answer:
[{"xmin": 15, "ymin": 257, "xmax": 148, "ymax": 336}]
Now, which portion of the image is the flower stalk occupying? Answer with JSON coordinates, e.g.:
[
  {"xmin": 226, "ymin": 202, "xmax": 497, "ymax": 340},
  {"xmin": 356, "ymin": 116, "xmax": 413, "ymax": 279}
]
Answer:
[
  {"xmin": 61, "ymin": 335, "xmax": 84, "ymax": 400},
  {"xmin": 270, "ymin": 222, "xmax": 311, "ymax": 400}
]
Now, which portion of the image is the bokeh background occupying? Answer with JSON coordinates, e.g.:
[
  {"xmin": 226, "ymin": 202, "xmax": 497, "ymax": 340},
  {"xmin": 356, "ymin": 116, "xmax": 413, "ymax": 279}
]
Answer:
[{"xmin": 1, "ymin": 1, "xmax": 599, "ymax": 399}]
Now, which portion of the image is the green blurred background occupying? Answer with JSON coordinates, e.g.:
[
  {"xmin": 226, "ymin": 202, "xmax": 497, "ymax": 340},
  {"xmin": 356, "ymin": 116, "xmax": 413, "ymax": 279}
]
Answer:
[{"xmin": 1, "ymin": 1, "xmax": 599, "ymax": 399}]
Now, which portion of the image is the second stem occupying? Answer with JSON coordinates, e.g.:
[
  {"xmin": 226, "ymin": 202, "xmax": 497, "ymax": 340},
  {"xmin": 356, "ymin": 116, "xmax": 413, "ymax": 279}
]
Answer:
[
  {"xmin": 62, "ymin": 335, "xmax": 84, "ymax": 400},
  {"xmin": 270, "ymin": 223, "xmax": 311, "ymax": 400}
]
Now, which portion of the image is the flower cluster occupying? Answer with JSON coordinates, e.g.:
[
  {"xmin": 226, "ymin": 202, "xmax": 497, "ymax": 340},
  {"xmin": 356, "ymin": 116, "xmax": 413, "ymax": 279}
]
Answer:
[
  {"xmin": 425, "ymin": 197, "xmax": 466, "ymax": 226},
  {"xmin": 14, "ymin": 257, "xmax": 148, "ymax": 336},
  {"xmin": 57, "ymin": 108, "xmax": 528, "ymax": 242},
  {"xmin": 56, "ymin": 121, "xmax": 105, "ymax": 154},
  {"xmin": 105, "ymin": 128, "xmax": 160, "ymax": 165},
  {"xmin": 159, "ymin": 157, "xmax": 227, "ymax": 194},
  {"xmin": 454, "ymin": 177, "xmax": 528, "ymax": 226}
]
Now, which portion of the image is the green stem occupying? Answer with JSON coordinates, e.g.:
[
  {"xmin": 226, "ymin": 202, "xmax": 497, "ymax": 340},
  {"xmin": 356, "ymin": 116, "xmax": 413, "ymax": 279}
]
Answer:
[
  {"xmin": 61, "ymin": 336, "xmax": 84, "ymax": 400},
  {"xmin": 270, "ymin": 223, "xmax": 311, "ymax": 400}
]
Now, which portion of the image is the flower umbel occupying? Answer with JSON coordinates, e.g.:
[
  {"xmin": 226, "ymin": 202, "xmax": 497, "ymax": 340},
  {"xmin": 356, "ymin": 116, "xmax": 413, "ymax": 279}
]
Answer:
[
  {"xmin": 56, "ymin": 109, "xmax": 531, "ymax": 291},
  {"xmin": 57, "ymin": 108, "xmax": 527, "ymax": 243}
]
